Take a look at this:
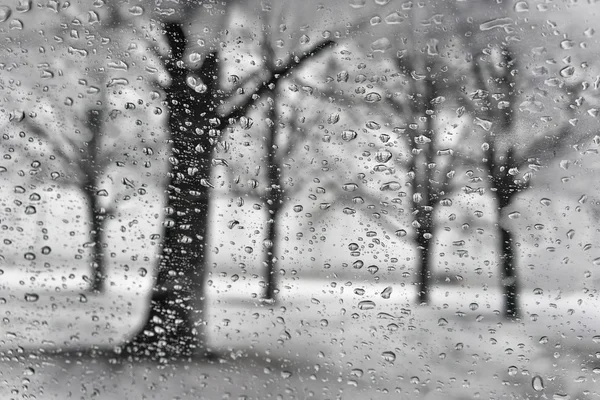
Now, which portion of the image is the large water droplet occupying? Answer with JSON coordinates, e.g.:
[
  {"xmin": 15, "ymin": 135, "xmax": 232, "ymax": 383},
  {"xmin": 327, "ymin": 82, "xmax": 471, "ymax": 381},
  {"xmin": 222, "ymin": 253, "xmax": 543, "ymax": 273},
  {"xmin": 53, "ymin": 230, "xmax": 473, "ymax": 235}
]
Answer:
[
  {"xmin": 381, "ymin": 351, "xmax": 396, "ymax": 362},
  {"xmin": 532, "ymin": 375, "xmax": 544, "ymax": 391},
  {"xmin": 0, "ymin": 6, "xmax": 11, "ymax": 22},
  {"xmin": 24, "ymin": 293, "xmax": 39, "ymax": 302},
  {"xmin": 381, "ymin": 286, "xmax": 392, "ymax": 299},
  {"xmin": 358, "ymin": 300, "xmax": 376, "ymax": 310}
]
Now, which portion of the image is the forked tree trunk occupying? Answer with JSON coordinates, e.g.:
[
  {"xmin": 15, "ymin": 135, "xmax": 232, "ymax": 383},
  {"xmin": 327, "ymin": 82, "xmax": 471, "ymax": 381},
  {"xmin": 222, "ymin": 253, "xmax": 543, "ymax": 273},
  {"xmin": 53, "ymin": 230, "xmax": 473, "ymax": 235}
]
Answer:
[{"xmin": 125, "ymin": 24, "xmax": 220, "ymax": 361}]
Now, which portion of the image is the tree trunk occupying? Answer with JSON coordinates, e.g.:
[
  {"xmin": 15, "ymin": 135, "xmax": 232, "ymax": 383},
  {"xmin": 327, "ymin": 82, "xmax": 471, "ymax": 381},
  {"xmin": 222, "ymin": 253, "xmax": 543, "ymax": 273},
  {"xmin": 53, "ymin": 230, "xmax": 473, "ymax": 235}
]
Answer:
[
  {"xmin": 415, "ymin": 231, "xmax": 432, "ymax": 304},
  {"xmin": 86, "ymin": 191, "xmax": 107, "ymax": 293},
  {"xmin": 125, "ymin": 24, "xmax": 221, "ymax": 361},
  {"xmin": 500, "ymin": 226, "xmax": 519, "ymax": 319},
  {"xmin": 263, "ymin": 207, "xmax": 280, "ymax": 300},
  {"xmin": 262, "ymin": 92, "xmax": 282, "ymax": 301}
]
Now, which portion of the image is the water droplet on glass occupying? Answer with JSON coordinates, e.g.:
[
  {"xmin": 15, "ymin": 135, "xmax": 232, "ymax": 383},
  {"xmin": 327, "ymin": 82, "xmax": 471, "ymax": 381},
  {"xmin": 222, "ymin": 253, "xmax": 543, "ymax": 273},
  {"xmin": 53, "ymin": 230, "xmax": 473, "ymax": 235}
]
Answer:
[
  {"xmin": 395, "ymin": 229, "xmax": 407, "ymax": 238},
  {"xmin": 532, "ymin": 375, "xmax": 544, "ymax": 391},
  {"xmin": 371, "ymin": 37, "xmax": 391, "ymax": 52},
  {"xmin": 24, "ymin": 293, "xmax": 39, "ymax": 302},
  {"xmin": 366, "ymin": 121, "xmax": 381, "ymax": 130},
  {"xmin": 0, "ymin": 6, "xmax": 12, "ymax": 22},
  {"xmin": 138, "ymin": 268, "xmax": 147, "ymax": 277},
  {"xmin": 514, "ymin": 1, "xmax": 529, "ymax": 12},
  {"xmin": 79, "ymin": 294, "xmax": 88, "ymax": 303},
  {"xmin": 342, "ymin": 183, "xmax": 358, "ymax": 192},
  {"xmin": 560, "ymin": 66, "xmax": 575, "ymax": 78},
  {"xmin": 24, "ymin": 252, "xmax": 36, "ymax": 261},
  {"xmin": 293, "ymin": 205, "xmax": 303, "ymax": 212},
  {"xmin": 41, "ymin": 246, "xmax": 51, "ymax": 255},
  {"xmin": 128, "ymin": 5, "xmax": 144, "ymax": 15},
  {"xmin": 508, "ymin": 365, "xmax": 518, "ymax": 376},
  {"xmin": 381, "ymin": 286, "xmax": 392, "ymax": 299},
  {"xmin": 16, "ymin": 0, "xmax": 30, "ymax": 13},
  {"xmin": 375, "ymin": 149, "xmax": 392, "ymax": 163},
  {"xmin": 348, "ymin": 0, "xmax": 366, "ymax": 8},
  {"xmin": 24, "ymin": 206, "xmax": 36, "ymax": 215},
  {"xmin": 365, "ymin": 92, "xmax": 382, "ymax": 103},
  {"xmin": 508, "ymin": 211, "xmax": 521, "ymax": 219},
  {"xmin": 367, "ymin": 265, "xmax": 379, "ymax": 274},
  {"xmin": 341, "ymin": 130, "xmax": 357, "ymax": 141},
  {"xmin": 381, "ymin": 351, "xmax": 396, "ymax": 362},
  {"xmin": 469, "ymin": 302, "xmax": 479, "ymax": 311},
  {"xmin": 480, "ymin": 17, "xmax": 513, "ymax": 31},
  {"xmin": 358, "ymin": 300, "xmax": 376, "ymax": 310},
  {"xmin": 380, "ymin": 181, "xmax": 401, "ymax": 191}
]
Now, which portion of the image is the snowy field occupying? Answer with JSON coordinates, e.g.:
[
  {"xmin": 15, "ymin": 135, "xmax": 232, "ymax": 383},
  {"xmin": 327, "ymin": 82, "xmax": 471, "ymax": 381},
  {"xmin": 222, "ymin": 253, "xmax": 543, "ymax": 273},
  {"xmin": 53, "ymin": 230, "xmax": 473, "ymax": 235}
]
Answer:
[{"xmin": 0, "ymin": 267, "xmax": 599, "ymax": 399}]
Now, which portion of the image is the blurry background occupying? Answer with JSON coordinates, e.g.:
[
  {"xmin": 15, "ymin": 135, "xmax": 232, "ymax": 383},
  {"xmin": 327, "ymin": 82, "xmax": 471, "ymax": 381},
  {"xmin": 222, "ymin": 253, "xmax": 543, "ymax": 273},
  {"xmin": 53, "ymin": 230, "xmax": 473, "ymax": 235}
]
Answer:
[{"xmin": 1, "ymin": 0, "xmax": 600, "ymax": 398}]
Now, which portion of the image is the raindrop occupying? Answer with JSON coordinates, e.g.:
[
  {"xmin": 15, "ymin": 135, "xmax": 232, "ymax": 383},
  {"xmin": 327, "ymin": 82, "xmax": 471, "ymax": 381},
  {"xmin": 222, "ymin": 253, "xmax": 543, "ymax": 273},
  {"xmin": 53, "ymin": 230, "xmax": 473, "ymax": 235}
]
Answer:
[
  {"xmin": 24, "ymin": 206, "xmax": 36, "ymax": 215},
  {"xmin": 366, "ymin": 121, "xmax": 381, "ymax": 130},
  {"xmin": 514, "ymin": 1, "xmax": 529, "ymax": 11},
  {"xmin": 24, "ymin": 252, "xmax": 36, "ymax": 261},
  {"xmin": 79, "ymin": 294, "xmax": 88, "ymax": 303},
  {"xmin": 353, "ymin": 260, "xmax": 364, "ymax": 269},
  {"xmin": 381, "ymin": 286, "xmax": 392, "ymax": 299},
  {"xmin": 532, "ymin": 375, "xmax": 544, "ymax": 391},
  {"xmin": 16, "ymin": 0, "xmax": 30, "ymax": 13},
  {"xmin": 566, "ymin": 229, "xmax": 575, "ymax": 239},
  {"xmin": 395, "ymin": 229, "xmax": 407, "ymax": 237},
  {"xmin": 299, "ymin": 34, "xmax": 310, "ymax": 45},
  {"xmin": 365, "ymin": 92, "xmax": 382, "ymax": 103},
  {"xmin": 41, "ymin": 246, "xmax": 51, "ymax": 255},
  {"xmin": 438, "ymin": 318, "xmax": 448, "ymax": 326},
  {"xmin": 0, "ymin": 6, "xmax": 11, "ymax": 22},
  {"xmin": 138, "ymin": 268, "xmax": 147, "ymax": 277},
  {"xmin": 293, "ymin": 205, "xmax": 303, "ymax": 212},
  {"xmin": 342, "ymin": 183, "xmax": 359, "ymax": 192},
  {"xmin": 479, "ymin": 17, "xmax": 513, "ymax": 31},
  {"xmin": 540, "ymin": 198, "xmax": 551, "ymax": 206},
  {"xmin": 348, "ymin": 0, "xmax": 366, "ymax": 8},
  {"xmin": 508, "ymin": 211, "xmax": 521, "ymax": 219},
  {"xmin": 371, "ymin": 37, "xmax": 392, "ymax": 53},
  {"xmin": 508, "ymin": 366, "xmax": 518, "ymax": 376},
  {"xmin": 358, "ymin": 300, "xmax": 376, "ymax": 310},
  {"xmin": 244, "ymin": 246, "xmax": 253, "ymax": 254},
  {"xmin": 469, "ymin": 302, "xmax": 479, "ymax": 311},
  {"xmin": 341, "ymin": 130, "xmax": 358, "ymax": 141},
  {"xmin": 381, "ymin": 351, "xmax": 396, "ymax": 362},
  {"xmin": 375, "ymin": 149, "xmax": 393, "ymax": 163},
  {"xmin": 128, "ymin": 5, "xmax": 144, "ymax": 15},
  {"xmin": 367, "ymin": 265, "xmax": 379, "ymax": 274},
  {"xmin": 475, "ymin": 117, "xmax": 493, "ymax": 131},
  {"xmin": 24, "ymin": 293, "xmax": 39, "ymax": 302},
  {"xmin": 380, "ymin": 181, "xmax": 401, "ymax": 191},
  {"xmin": 560, "ymin": 66, "xmax": 575, "ymax": 78}
]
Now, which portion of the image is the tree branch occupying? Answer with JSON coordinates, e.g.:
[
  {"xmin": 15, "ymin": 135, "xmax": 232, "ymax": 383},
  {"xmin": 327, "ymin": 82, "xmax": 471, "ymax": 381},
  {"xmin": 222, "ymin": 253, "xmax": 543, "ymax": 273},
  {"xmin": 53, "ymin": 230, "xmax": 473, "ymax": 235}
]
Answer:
[{"xmin": 219, "ymin": 39, "xmax": 336, "ymax": 128}]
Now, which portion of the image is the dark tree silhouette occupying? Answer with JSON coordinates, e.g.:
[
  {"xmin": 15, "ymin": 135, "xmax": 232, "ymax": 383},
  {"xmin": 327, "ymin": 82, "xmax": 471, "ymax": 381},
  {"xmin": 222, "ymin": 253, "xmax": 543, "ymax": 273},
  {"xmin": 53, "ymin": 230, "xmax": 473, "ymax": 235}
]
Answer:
[
  {"xmin": 467, "ymin": 47, "xmax": 579, "ymax": 319},
  {"xmin": 18, "ymin": 102, "xmax": 115, "ymax": 293},
  {"xmin": 125, "ymin": 22, "xmax": 334, "ymax": 360}
]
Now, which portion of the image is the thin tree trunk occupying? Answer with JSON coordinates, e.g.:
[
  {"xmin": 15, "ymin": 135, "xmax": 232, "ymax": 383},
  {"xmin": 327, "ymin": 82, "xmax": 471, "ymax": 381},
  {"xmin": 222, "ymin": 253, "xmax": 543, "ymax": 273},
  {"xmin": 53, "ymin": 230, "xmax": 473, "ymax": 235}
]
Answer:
[
  {"xmin": 263, "ymin": 207, "xmax": 280, "ymax": 300},
  {"xmin": 415, "ymin": 230, "xmax": 432, "ymax": 304},
  {"xmin": 86, "ymin": 191, "xmax": 107, "ymax": 293},
  {"xmin": 500, "ymin": 225, "xmax": 519, "ymax": 319},
  {"xmin": 262, "ymin": 92, "xmax": 282, "ymax": 301}
]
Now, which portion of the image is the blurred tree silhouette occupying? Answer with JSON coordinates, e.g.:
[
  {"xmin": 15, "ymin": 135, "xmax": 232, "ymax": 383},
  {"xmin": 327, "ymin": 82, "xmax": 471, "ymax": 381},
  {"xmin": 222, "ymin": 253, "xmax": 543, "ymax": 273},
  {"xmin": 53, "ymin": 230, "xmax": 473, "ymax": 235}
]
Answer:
[{"xmin": 126, "ymin": 18, "xmax": 334, "ymax": 360}]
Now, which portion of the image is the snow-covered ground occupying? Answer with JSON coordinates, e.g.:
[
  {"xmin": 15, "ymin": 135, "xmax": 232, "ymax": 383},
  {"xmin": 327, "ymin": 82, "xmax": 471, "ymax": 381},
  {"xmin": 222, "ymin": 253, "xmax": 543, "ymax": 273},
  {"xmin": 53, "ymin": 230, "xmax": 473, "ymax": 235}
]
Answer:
[{"xmin": 0, "ymin": 267, "xmax": 599, "ymax": 399}]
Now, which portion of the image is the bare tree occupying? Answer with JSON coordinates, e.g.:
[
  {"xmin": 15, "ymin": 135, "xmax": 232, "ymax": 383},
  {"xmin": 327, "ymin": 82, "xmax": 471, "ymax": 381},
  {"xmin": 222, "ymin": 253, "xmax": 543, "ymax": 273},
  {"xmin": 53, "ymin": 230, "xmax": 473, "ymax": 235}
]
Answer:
[
  {"xmin": 14, "ymin": 92, "xmax": 120, "ymax": 293},
  {"xmin": 125, "ymin": 21, "xmax": 334, "ymax": 360},
  {"xmin": 465, "ymin": 46, "xmax": 580, "ymax": 319}
]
